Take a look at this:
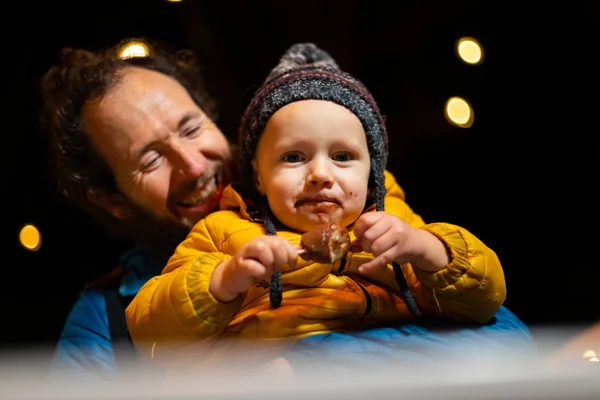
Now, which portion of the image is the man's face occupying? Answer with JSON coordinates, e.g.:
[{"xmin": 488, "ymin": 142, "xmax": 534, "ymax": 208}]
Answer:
[{"xmin": 82, "ymin": 66, "xmax": 232, "ymax": 229}]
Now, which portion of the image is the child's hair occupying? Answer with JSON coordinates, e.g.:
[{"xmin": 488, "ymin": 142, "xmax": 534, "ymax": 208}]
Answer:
[{"xmin": 238, "ymin": 43, "xmax": 418, "ymax": 315}]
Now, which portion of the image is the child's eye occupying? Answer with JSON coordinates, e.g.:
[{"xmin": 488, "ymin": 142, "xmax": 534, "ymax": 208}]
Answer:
[
  {"xmin": 332, "ymin": 153, "xmax": 353, "ymax": 162},
  {"xmin": 282, "ymin": 153, "xmax": 303, "ymax": 163}
]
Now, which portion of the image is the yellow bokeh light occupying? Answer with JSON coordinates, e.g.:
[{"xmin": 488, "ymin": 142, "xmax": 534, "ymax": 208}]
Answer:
[
  {"xmin": 118, "ymin": 41, "xmax": 151, "ymax": 60},
  {"xmin": 583, "ymin": 349, "xmax": 596, "ymax": 359},
  {"xmin": 456, "ymin": 37, "xmax": 483, "ymax": 65},
  {"xmin": 19, "ymin": 224, "xmax": 41, "ymax": 251},
  {"xmin": 444, "ymin": 96, "xmax": 474, "ymax": 128}
]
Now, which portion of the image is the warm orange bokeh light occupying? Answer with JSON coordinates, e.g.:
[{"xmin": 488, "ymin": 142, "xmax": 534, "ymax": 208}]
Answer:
[{"xmin": 19, "ymin": 224, "xmax": 41, "ymax": 251}]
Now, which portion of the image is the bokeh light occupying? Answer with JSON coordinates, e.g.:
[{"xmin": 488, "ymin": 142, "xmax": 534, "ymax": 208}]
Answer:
[
  {"xmin": 444, "ymin": 96, "xmax": 474, "ymax": 128},
  {"xmin": 456, "ymin": 37, "xmax": 483, "ymax": 65},
  {"xmin": 118, "ymin": 40, "xmax": 151, "ymax": 60},
  {"xmin": 583, "ymin": 349, "xmax": 598, "ymax": 362},
  {"xmin": 583, "ymin": 350, "xmax": 596, "ymax": 358},
  {"xmin": 19, "ymin": 224, "xmax": 42, "ymax": 251}
]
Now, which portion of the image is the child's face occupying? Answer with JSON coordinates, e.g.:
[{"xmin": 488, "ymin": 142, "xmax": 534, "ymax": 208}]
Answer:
[{"xmin": 253, "ymin": 99, "xmax": 371, "ymax": 233}]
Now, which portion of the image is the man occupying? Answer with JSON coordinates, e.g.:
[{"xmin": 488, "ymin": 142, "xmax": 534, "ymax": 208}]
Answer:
[
  {"xmin": 41, "ymin": 37, "xmax": 536, "ymax": 381},
  {"xmin": 41, "ymin": 38, "xmax": 234, "ymax": 379}
]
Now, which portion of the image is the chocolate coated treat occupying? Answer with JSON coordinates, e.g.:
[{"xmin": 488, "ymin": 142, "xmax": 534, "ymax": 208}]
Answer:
[{"xmin": 299, "ymin": 222, "xmax": 350, "ymax": 263}]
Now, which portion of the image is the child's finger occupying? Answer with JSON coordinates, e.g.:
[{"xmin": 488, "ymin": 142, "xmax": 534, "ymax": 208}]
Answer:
[{"xmin": 358, "ymin": 248, "xmax": 397, "ymax": 274}]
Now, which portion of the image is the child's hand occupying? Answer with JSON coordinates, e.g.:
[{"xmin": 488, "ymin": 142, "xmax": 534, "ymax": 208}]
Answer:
[
  {"xmin": 209, "ymin": 236, "xmax": 298, "ymax": 302},
  {"xmin": 350, "ymin": 211, "xmax": 449, "ymax": 274}
]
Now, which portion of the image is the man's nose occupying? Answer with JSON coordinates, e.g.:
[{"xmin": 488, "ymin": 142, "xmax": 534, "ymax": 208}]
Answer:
[{"xmin": 173, "ymin": 144, "xmax": 207, "ymax": 180}]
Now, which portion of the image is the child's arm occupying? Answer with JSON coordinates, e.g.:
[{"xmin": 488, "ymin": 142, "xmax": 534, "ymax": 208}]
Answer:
[
  {"xmin": 124, "ymin": 216, "xmax": 243, "ymax": 358},
  {"xmin": 404, "ymin": 222, "xmax": 506, "ymax": 324},
  {"xmin": 373, "ymin": 171, "xmax": 507, "ymax": 323},
  {"xmin": 125, "ymin": 213, "xmax": 299, "ymax": 359}
]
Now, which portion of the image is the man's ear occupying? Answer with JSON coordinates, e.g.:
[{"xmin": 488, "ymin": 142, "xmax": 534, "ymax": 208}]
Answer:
[
  {"xmin": 251, "ymin": 160, "xmax": 265, "ymax": 195},
  {"xmin": 86, "ymin": 187, "xmax": 133, "ymax": 220}
]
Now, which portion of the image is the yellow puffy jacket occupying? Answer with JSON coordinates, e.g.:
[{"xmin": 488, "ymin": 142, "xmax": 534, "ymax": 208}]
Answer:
[{"xmin": 126, "ymin": 170, "xmax": 506, "ymax": 359}]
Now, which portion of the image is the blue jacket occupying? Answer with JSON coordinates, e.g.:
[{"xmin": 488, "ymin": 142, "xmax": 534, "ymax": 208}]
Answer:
[
  {"xmin": 49, "ymin": 246, "xmax": 537, "ymax": 380},
  {"xmin": 48, "ymin": 246, "xmax": 163, "ymax": 381}
]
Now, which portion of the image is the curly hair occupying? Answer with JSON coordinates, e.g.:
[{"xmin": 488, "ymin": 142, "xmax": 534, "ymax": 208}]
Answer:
[{"xmin": 40, "ymin": 37, "xmax": 218, "ymax": 230}]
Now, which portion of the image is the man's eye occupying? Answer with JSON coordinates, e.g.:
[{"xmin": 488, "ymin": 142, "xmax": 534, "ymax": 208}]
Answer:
[
  {"xmin": 141, "ymin": 155, "xmax": 161, "ymax": 171},
  {"xmin": 184, "ymin": 126, "xmax": 201, "ymax": 137}
]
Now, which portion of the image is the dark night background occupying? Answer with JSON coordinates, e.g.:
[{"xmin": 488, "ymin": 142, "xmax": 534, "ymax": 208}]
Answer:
[{"xmin": 4, "ymin": 0, "xmax": 598, "ymax": 355}]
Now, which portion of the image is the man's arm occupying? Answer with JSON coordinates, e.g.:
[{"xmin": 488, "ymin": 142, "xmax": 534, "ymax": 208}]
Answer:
[{"xmin": 48, "ymin": 290, "xmax": 116, "ymax": 381}]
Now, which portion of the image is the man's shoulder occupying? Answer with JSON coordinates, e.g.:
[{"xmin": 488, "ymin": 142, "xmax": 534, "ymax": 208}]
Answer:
[
  {"xmin": 84, "ymin": 265, "xmax": 128, "ymax": 292},
  {"xmin": 61, "ymin": 287, "xmax": 111, "ymax": 337}
]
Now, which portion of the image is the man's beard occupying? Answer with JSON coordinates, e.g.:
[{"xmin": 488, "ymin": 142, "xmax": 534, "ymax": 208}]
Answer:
[
  {"xmin": 116, "ymin": 205, "xmax": 191, "ymax": 265},
  {"xmin": 110, "ymin": 154, "xmax": 237, "ymax": 265}
]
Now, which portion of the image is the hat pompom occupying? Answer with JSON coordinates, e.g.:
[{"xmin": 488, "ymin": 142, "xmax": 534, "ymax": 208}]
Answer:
[{"xmin": 266, "ymin": 43, "xmax": 339, "ymax": 82}]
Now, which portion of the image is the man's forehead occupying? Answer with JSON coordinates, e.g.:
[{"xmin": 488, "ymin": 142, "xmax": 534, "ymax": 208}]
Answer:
[
  {"xmin": 84, "ymin": 67, "xmax": 206, "ymax": 161},
  {"xmin": 97, "ymin": 70, "xmax": 196, "ymax": 125},
  {"xmin": 119, "ymin": 66, "xmax": 177, "ymax": 88}
]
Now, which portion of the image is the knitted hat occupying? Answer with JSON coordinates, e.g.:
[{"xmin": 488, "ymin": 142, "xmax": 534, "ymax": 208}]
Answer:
[
  {"xmin": 239, "ymin": 43, "xmax": 388, "ymax": 210},
  {"xmin": 238, "ymin": 43, "xmax": 418, "ymax": 315}
]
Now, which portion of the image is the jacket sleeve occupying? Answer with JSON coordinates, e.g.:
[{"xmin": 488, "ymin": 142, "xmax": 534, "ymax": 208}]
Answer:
[
  {"xmin": 383, "ymin": 170, "xmax": 507, "ymax": 324},
  {"xmin": 125, "ymin": 217, "xmax": 244, "ymax": 358},
  {"xmin": 47, "ymin": 290, "xmax": 116, "ymax": 382}
]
